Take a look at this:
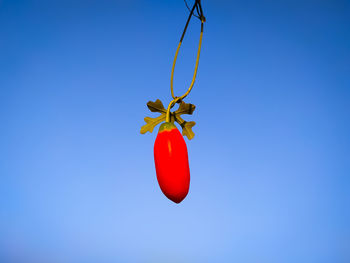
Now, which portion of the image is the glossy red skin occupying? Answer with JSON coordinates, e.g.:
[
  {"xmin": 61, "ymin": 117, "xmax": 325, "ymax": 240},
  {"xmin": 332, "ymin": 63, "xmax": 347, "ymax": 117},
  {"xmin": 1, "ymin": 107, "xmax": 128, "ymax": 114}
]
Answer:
[{"xmin": 154, "ymin": 123, "xmax": 190, "ymax": 203}]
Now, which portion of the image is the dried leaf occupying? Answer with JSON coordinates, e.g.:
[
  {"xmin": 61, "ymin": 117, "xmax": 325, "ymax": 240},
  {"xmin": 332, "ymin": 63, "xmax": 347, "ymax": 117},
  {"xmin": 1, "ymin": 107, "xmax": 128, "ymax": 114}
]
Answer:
[
  {"xmin": 147, "ymin": 99, "xmax": 166, "ymax": 113},
  {"xmin": 140, "ymin": 114, "xmax": 166, "ymax": 134},
  {"xmin": 175, "ymin": 101, "xmax": 196, "ymax": 115},
  {"xmin": 176, "ymin": 115, "xmax": 196, "ymax": 140}
]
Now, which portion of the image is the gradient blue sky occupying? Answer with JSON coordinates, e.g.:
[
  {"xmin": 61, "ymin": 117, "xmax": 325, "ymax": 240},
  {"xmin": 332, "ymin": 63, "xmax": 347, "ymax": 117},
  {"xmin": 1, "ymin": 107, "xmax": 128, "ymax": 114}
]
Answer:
[{"xmin": 1, "ymin": 0, "xmax": 349, "ymax": 262}]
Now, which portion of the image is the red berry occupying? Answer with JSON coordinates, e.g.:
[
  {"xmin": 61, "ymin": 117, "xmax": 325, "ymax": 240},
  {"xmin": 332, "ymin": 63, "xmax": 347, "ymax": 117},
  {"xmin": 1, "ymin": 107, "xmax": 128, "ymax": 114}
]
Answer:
[{"xmin": 154, "ymin": 122, "xmax": 190, "ymax": 203}]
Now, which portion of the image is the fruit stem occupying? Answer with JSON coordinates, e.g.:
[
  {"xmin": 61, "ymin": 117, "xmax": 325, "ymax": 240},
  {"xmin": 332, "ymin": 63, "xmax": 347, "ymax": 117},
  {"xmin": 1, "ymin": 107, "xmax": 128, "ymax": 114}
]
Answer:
[{"xmin": 166, "ymin": 97, "xmax": 181, "ymax": 122}]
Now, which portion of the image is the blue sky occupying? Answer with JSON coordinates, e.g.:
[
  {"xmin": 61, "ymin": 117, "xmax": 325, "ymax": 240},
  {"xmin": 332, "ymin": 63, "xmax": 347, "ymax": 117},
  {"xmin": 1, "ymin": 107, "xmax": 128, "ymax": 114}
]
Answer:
[{"xmin": 1, "ymin": 0, "xmax": 349, "ymax": 262}]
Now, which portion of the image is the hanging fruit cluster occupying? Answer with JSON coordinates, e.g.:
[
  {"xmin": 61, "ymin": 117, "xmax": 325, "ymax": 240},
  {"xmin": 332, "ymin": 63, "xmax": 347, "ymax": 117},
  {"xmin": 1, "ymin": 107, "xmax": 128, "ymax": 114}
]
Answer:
[
  {"xmin": 140, "ymin": 0, "xmax": 205, "ymax": 204},
  {"xmin": 141, "ymin": 99, "xmax": 196, "ymax": 203}
]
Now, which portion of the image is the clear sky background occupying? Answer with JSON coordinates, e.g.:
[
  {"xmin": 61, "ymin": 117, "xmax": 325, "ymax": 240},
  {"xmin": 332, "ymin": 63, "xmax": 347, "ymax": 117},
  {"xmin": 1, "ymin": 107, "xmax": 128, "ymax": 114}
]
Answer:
[{"xmin": 1, "ymin": 0, "xmax": 349, "ymax": 262}]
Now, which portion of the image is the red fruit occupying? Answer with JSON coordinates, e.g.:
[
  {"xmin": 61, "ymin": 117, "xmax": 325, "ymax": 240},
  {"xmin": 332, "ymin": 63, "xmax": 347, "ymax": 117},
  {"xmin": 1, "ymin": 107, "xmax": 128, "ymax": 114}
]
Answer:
[{"xmin": 154, "ymin": 122, "xmax": 190, "ymax": 203}]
